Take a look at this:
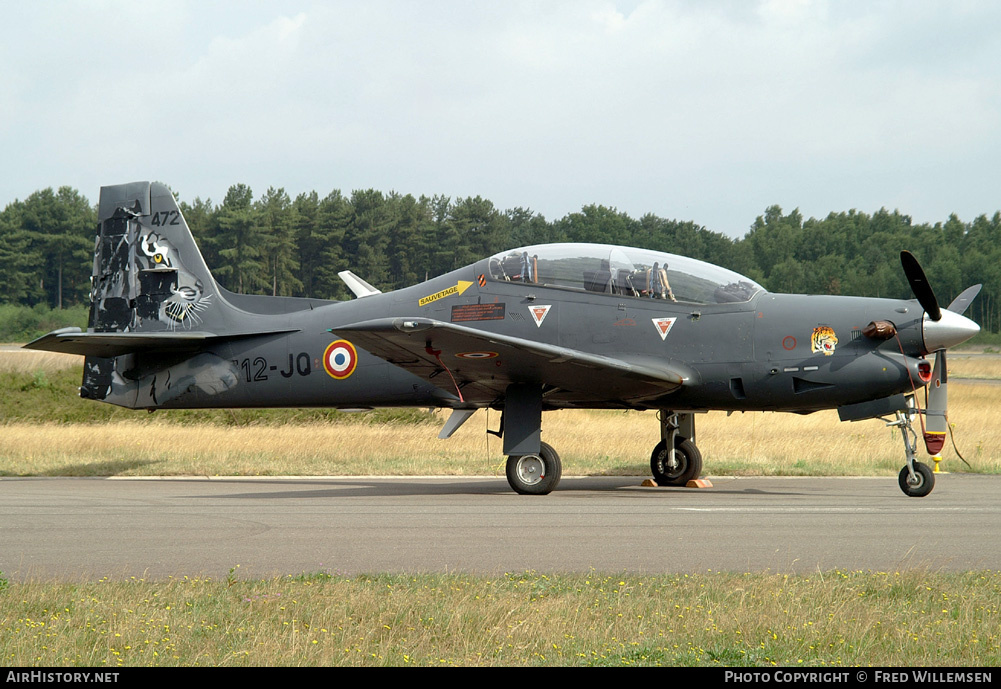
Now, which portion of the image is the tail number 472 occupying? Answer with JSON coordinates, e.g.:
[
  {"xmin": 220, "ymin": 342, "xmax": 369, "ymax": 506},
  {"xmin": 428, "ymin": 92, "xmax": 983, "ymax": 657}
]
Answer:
[{"xmin": 150, "ymin": 211, "xmax": 181, "ymax": 226}]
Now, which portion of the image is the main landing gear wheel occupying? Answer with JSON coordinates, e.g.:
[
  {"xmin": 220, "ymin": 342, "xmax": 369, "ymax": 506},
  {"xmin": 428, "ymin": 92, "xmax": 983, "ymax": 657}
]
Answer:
[
  {"xmin": 898, "ymin": 461, "xmax": 935, "ymax": 498},
  {"xmin": 506, "ymin": 441, "xmax": 562, "ymax": 495},
  {"xmin": 650, "ymin": 437, "xmax": 703, "ymax": 487}
]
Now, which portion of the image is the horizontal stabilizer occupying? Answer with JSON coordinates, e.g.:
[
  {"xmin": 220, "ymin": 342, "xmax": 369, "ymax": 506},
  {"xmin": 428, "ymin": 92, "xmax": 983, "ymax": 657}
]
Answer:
[
  {"xmin": 23, "ymin": 326, "xmax": 298, "ymax": 358},
  {"xmin": 23, "ymin": 328, "xmax": 215, "ymax": 357}
]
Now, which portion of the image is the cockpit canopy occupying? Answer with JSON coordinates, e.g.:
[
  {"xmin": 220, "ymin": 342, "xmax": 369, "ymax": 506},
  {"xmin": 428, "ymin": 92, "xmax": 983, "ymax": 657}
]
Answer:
[{"xmin": 487, "ymin": 243, "xmax": 762, "ymax": 305}]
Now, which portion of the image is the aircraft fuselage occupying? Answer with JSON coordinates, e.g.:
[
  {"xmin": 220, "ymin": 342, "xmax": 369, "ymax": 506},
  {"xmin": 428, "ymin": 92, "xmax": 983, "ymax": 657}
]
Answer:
[{"xmin": 118, "ymin": 259, "xmax": 928, "ymax": 416}]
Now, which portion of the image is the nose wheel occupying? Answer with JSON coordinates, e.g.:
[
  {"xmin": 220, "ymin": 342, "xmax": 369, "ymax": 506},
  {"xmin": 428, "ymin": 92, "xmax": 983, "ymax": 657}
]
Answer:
[
  {"xmin": 888, "ymin": 407, "xmax": 936, "ymax": 497},
  {"xmin": 898, "ymin": 461, "xmax": 934, "ymax": 498},
  {"xmin": 650, "ymin": 437, "xmax": 703, "ymax": 486}
]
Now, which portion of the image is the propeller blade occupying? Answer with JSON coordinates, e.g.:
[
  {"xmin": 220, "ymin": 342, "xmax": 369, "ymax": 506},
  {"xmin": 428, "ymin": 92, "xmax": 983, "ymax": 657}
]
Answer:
[
  {"xmin": 947, "ymin": 284, "xmax": 982, "ymax": 315},
  {"xmin": 924, "ymin": 349, "xmax": 947, "ymax": 455},
  {"xmin": 900, "ymin": 251, "xmax": 942, "ymax": 322}
]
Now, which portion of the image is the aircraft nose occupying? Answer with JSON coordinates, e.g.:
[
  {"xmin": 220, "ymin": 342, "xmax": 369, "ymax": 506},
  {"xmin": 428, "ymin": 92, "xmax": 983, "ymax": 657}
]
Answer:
[{"xmin": 923, "ymin": 310, "xmax": 980, "ymax": 352}]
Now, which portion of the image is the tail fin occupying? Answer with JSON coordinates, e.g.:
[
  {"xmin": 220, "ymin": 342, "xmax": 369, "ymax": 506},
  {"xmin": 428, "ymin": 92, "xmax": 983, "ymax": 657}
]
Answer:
[
  {"xmin": 91, "ymin": 181, "xmax": 224, "ymax": 333},
  {"xmin": 24, "ymin": 181, "xmax": 306, "ymax": 407},
  {"xmin": 26, "ymin": 180, "xmax": 305, "ymax": 359}
]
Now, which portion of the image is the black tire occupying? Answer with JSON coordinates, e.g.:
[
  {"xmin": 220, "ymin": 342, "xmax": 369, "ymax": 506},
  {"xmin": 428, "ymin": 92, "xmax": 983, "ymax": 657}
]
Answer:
[
  {"xmin": 898, "ymin": 461, "xmax": 935, "ymax": 498},
  {"xmin": 650, "ymin": 437, "xmax": 703, "ymax": 486},
  {"xmin": 506, "ymin": 441, "xmax": 562, "ymax": 495}
]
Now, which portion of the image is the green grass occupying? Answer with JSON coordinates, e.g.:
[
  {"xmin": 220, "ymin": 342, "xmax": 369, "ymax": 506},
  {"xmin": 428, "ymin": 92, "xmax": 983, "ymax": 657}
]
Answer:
[
  {"xmin": 962, "ymin": 330, "xmax": 1001, "ymax": 349},
  {"xmin": 2, "ymin": 570, "xmax": 998, "ymax": 667},
  {"xmin": 0, "ymin": 304, "xmax": 88, "ymax": 343}
]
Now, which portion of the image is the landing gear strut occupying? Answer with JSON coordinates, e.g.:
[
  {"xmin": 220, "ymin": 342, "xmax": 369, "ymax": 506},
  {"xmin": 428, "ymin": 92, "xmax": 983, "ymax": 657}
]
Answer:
[
  {"xmin": 498, "ymin": 394, "xmax": 703, "ymax": 495},
  {"xmin": 887, "ymin": 401, "xmax": 935, "ymax": 498},
  {"xmin": 650, "ymin": 411, "xmax": 703, "ymax": 486},
  {"xmin": 500, "ymin": 383, "xmax": 563, "ymax": 495}
]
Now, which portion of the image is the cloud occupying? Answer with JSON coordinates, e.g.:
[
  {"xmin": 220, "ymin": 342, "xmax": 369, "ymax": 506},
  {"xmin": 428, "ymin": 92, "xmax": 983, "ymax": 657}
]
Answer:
[{"xmin": 2, "ymin": 0, "xmax": 999, "ymax": 236}]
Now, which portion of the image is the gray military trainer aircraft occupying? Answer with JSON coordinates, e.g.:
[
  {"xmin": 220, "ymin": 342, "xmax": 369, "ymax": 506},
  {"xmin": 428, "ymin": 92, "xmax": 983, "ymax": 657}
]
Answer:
[{"xmin": 26, "ymin": 182, "xmax": 982, "ymax": 497}]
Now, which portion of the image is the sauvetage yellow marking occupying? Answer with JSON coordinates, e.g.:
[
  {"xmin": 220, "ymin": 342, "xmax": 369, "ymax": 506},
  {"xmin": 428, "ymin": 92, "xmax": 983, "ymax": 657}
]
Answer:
[{"xmin": 419, "ymin": 280, "xmax": 474, "ymax": 307}]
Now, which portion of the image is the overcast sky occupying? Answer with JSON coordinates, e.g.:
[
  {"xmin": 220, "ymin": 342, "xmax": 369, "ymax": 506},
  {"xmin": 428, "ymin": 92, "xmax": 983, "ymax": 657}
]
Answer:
[{"xmin": 2, "ymin": 0, "xmax": 999, "ymax": 238}]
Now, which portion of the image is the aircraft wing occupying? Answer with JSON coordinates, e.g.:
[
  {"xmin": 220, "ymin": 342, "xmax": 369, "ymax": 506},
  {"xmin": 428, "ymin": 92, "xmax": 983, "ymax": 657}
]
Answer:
[{"xmin": 332, "ymin": 317, "xmax": 688, "ymax": 404}]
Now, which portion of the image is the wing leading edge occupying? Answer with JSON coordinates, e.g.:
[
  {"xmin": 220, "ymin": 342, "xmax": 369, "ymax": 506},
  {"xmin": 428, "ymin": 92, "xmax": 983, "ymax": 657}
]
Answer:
[{"xmin": 332, "ymin": 317, "xmax": 689, "ymax": 405}]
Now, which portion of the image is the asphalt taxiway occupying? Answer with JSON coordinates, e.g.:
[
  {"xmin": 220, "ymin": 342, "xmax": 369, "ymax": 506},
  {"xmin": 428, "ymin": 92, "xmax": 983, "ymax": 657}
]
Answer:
[{"xmin": 2, "ymin": 474, "xmax": 999, "ymax": 581}]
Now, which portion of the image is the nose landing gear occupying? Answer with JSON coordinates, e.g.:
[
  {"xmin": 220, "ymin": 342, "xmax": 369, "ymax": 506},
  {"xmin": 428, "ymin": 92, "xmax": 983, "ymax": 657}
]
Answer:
[
  {"xmin": 650, "ymin": 411, "xmax": 703, "ymax": 486},
  {"xmin": 650, "ymin": 437, "xmax": 702, "ymax": 486},
  {"xmin": 887, "ymin": 403, "xmax": 935, "ymax": 498}
]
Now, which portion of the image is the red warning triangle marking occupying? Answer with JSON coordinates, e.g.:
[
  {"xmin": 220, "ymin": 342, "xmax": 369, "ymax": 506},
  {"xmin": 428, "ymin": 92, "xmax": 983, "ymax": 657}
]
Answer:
[
  {"xmin": 652, "ymin": 317, "xmax": 677, "ymax": 341},
  {"xmin": 529, "ymin": 305, "xmax": 552, "ymax": 327}
]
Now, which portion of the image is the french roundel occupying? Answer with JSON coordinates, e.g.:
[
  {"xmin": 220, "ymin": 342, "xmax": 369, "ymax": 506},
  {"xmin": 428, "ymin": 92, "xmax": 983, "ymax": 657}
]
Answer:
[
  {"xmin": 455, "ymin": 351, "xmax": 498, "ymax": 359},
  {"xmin": 324, "ymin": 340, "xmax": 358, "ymax": 379}
]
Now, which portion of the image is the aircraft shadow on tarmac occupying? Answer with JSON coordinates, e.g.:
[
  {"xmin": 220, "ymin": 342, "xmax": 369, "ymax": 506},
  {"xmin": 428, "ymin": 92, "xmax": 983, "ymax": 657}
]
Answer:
[
  {"xmin": 181, "ymin": 476, "xmax": 810, "ymax": 501},
  {"xmin": 44, "ymin": 459, "xmax": 164, "ymax": 477}
]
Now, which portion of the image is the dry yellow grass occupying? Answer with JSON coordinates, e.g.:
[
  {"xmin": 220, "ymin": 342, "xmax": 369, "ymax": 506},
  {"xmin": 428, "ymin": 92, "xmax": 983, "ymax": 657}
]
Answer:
[
  {"xmin": 0, "ymin": 349, "xmax": 81, "ymax": 374},
  {"xmin": 1, "ymin": 348, "xmax": 998, "ymax": 477},
  {"xmin": 2, "ymin": 382, "xmax": 997, "ymax": 477},
  {"xmin": 945, "ymin": 353, "xmax": 1001, "ymax": 380}
]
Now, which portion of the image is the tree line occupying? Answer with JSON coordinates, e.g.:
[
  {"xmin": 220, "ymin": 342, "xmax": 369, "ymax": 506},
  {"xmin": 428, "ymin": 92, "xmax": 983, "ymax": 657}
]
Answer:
[{"xmin": 2, "ymin": 183, "xmax": 999, "ymax": 333}]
